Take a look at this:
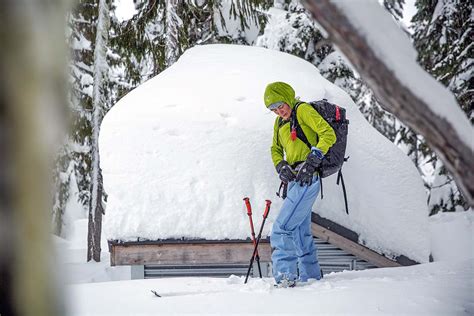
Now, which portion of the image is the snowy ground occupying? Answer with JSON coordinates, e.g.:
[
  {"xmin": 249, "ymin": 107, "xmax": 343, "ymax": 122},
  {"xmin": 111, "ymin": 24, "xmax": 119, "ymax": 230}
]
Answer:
[
  {"xmin": 54, "ymin": 219, "xmax": 130, "ymax": 284},
  {"xmin": 58, "ymin": 211, "xmax": 473, "ymax": 315},
  {"xmin": 62, "ymin": 43, "xmax": 473, "ymax": 315},
  {"xmin": 68, "ymin": 260, "xmax": 473, "ymax": 315}
]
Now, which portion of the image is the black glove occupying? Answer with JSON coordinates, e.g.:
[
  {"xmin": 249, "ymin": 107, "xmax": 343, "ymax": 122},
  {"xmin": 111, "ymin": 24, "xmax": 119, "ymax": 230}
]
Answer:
[
  {"xmin": 295, "ymin": 162, "xmax": 317, "ymax": 186},
  {"xmin": 295, "ymin": 148, "xmax": 323, "ymax": 186},
  {"xmin": 305, "ymin": 147, "xmax": 323, "ymax": 169},
  {"xmin": 276, "ymin": 161, "xmax": 296, "ymax": 183}
]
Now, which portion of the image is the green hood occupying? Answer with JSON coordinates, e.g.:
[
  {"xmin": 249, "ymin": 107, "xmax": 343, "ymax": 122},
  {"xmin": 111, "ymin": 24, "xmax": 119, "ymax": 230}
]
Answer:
[{"xmin": 264, "ymin": 82, "xmax": 297, "ymax": 109}]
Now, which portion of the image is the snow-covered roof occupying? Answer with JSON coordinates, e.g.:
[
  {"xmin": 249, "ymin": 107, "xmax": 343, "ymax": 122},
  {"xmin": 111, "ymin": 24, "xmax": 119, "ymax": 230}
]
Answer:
[{"xmin": 100, "ymin": 44, "xmax": 429, "ymax": 263}]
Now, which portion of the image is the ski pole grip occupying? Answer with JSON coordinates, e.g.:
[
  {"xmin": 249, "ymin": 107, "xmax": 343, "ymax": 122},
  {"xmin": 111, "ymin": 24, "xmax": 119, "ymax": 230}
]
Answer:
[
  {"xmin": 263, "ymin": 200, "xmax": 271, "ymax": 218},
  {"xmin": 243, "ymin": 197, "xmax": 252, "ymax": 215}
]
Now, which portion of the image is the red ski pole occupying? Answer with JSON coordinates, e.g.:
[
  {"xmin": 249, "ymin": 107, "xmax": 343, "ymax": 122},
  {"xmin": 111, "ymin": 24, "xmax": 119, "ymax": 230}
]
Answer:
[
  {"xmin": 244, "ymin": 200, "xmax": 271, "ymax": 284},
  {"xmin": 243, "ymin": 197, "xmax": 262, "ymax": 278}
]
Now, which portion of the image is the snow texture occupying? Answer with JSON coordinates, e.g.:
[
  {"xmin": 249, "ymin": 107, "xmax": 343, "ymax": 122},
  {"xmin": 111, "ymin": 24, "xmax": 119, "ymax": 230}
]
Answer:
[
  {"xmin": 54, "ymin": 219, "xmax": 130, "ymax": 284},
  {"xmin": 430, "ymin": 211, "xmax": 474, "ymax": 262},
  {"xmin": 58, "ymin": 212, "xmax": 473, "ymax": 315},
  {"xmin": 100, "ymin": 44, "xmax": 429, "ymax": 262},
  {"xmin": 332, "ymin": 0, "xmax": 473, "ymax": 150},
  {"xmin": 68, "ymin": 259, "xmax": 473, "ymax": 315}
]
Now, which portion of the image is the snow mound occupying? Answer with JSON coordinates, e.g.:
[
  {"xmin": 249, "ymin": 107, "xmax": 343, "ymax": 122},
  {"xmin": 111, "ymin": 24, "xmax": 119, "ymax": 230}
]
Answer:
[{"xmin": 100, "ymin": 44, "xmax": 429, "ymax": 262}]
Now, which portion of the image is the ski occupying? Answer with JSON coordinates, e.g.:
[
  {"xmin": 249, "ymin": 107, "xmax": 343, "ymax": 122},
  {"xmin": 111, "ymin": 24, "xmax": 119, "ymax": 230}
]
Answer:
[{"xmin": 151, "ymin": 290, "xmax": 161, "ymax": 297}]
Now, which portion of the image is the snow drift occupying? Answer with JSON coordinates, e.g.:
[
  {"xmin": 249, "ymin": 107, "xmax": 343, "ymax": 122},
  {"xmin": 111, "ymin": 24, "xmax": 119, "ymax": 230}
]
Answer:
[{"xmin": 100, "ymin": 44, "xmax": 429, "ymax": 262}]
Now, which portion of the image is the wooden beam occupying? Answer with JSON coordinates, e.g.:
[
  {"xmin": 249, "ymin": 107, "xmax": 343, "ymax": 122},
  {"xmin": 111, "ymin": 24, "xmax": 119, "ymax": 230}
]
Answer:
[
  {"xmin": 110, "ymin": 241, "xmax": 272, "ymax": 266},
  {"xmin": 311, "ymin": 222, "xmax": 401, "ymax": 268}
]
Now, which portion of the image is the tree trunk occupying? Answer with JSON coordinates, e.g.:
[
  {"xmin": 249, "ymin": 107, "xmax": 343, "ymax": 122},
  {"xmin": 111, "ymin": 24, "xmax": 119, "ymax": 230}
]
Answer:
[
  {"xmin": 302, "ymin": 0, "xmax": 474, "ymax": 206},
  {"xmin": 165, "ymin": 0, "xmax": 180, "ymax": 67},
  {"xmin": 0, "ymin": 1, "xmax": 67, "ymax": 315},
  {"xmin": 87, "ymin": 0, "xmax": 109, "ymax": 262}
]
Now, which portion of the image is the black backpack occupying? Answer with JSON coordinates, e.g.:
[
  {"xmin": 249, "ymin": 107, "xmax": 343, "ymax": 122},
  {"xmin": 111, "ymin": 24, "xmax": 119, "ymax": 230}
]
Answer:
[
  {"xmin": 292, "ymin": 99, "xmax": 349, "ymax": 177},
  {"xmin": 277, "ymin": 99, "xmax": 350, "ymax": 214}
]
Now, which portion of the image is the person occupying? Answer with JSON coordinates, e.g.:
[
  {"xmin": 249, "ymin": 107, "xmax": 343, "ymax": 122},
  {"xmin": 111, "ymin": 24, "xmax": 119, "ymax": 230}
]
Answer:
[{"xmin": 264, "ymin": 81, "xmax": 336, "ymax": 287}]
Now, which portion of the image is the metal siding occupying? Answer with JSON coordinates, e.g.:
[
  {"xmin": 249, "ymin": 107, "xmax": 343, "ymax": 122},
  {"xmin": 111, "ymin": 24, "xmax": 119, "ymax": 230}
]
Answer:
[{"xmin": 143, "ymin": 237, "xmax": 377, "ymax": 279}]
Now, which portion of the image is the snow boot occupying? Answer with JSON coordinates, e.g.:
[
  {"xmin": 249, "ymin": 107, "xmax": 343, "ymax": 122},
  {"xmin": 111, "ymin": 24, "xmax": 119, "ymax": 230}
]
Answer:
[{"xmin": 274, "ymin": 278, "xmax": 297, "ymax": 288}]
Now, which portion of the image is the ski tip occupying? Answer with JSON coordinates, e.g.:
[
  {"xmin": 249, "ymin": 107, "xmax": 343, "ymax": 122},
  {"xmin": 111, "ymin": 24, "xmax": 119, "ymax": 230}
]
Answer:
[{"xmin": 151, "ymin": 290, "xmax": 161, "ymax": 297}]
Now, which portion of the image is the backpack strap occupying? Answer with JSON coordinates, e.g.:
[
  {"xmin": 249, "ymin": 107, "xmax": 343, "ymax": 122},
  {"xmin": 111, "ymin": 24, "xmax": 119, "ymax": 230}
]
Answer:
[
  {"xmin": 319, "ymin": 171, "xmax": 323, "ymax": 199},
  {"xmin": 336, "ymin": 159, "xmax": 350, "ymax": 215},
  {"xmin": 292, "ymin": 102, "xmax": 313, "ymax": 150},
  {"xmin": 275, "ymin": 116, "xmax": 289, "ymax": 151}
]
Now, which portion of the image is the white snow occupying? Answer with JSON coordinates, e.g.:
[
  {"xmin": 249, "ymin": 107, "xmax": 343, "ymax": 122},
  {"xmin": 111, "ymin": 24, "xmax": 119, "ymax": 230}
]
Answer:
[
  {"xmin": 54, "ymin": 219, "xmax": 130, "ymax": 285},
  {"xmin": 214, "ymin": 0, "xmax": 261, "ymax": 45},
  {"xmin": 71, "ymin": 33, "xmax": 91, "ymax": 51},
  {"xmin": 57, "ymin": 211, "xmax": 473, "ymax": 315},
  {"xmin": 114, "ymin": 0, "xmax": 136, "ymax": 22},
  {"xmin": 255, "ymin": 7, "xmax": 315, "ymax": 55},
  {"xmin": 100, "ymin": 44, "xmax": 429, "ymax": 262},
  {"xmin": 402, "ymin": 0, "xmax": 417, "ymax": 27},
  {"xmin": 430, "ymin": 211, "xmax": 474, "ymax": 262},
  {"xmin": 61, "ymin": 170, "xmax": 87, "ymax": 238},
  {"xmin": 68, "ymin": 259, "xmax": 473, "ymax": 315},
  {"xmin": 332, "ymin": 0, "xmax": 474, "ymax": 150}
]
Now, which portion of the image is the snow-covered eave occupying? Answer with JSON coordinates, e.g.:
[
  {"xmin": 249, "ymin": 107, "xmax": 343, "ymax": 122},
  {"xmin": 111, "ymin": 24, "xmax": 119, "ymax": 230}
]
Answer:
[
  {"xmin": 107, "ymin": 214, "xmax": 417, "ymax": 268},
  {"xmin": 108, "ymin": 238, "xmax": 272, "ymax": 266},
  {"xmin": 312, "ymin": 214, "xmax": 419, "ymax": 266}
]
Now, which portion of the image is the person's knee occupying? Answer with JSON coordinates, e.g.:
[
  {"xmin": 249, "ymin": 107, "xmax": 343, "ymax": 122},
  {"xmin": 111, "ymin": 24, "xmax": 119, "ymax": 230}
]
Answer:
[
  {"xmin": 272, "ymin": 219, "xmax": 293, "ymax": 234},
  {"xmin": 270, "ymin": 226, "xmax": 290, "ymax": 244}
]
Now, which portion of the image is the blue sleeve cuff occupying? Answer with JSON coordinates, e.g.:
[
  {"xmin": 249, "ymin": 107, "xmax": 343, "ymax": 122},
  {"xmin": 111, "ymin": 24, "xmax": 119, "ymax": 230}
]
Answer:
[{"xmin": 311, "ymin": 147, "xmax": 324, "ymax": 158}]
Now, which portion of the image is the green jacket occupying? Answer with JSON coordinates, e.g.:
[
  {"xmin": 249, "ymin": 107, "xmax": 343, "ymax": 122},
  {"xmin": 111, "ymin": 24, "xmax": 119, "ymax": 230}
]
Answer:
[{"xmin": 264, "ymin": 82, "xmax": 337, "ymax": 167}]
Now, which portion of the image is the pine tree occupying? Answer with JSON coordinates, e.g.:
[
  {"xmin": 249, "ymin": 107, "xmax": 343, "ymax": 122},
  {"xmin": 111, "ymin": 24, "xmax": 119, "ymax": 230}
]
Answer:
[
  {"xmin": 62, "ymin": 0, "xmax": 98, "ymax": 233},
  {"xmin": 165, "ymin": 0, "xmax": 181, "ymax": 66},
  {"xmin": 256, "ymin": 1, "xmax": 398, "ymax": 141},
  {"xmin": 411, "ymin": 0, "xmax": 472, "ymax": 214},
  {"xmin": 52, "ymin": 148, "xmax": 74, "ymax": 236},
  {"xmin": 256, "ymin": 0, "xmax": 329, "ymax": 64},
  {"xmin": 384, "ymin": 0, "xmax": 405, "ymax": 21},
  {"xmin": 109, "ymin": 0, "xmax": 166, "ymax": 93},
  {"xmin": 87, "ymin": 0, "xmax": 109, "ymax": 262},
  {"xmin": 54, "ymin": 0, "xmax": 110, "ymax": 256},
  {"xmin": 413, "ymin": 0, "xmax": 472, "ymax": 120}
]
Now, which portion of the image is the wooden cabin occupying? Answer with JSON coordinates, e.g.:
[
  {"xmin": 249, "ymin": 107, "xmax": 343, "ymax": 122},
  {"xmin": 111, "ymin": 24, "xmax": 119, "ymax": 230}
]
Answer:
[{"xmin": 109, "ymin": 213, "xmax": 418, "ymax": 279}]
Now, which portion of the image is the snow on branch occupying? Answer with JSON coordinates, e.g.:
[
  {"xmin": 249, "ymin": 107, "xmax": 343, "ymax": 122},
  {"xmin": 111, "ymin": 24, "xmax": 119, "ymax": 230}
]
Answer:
[{"xmin": 302, "ymin": 0, "xmax": 474, "ymax": 206}]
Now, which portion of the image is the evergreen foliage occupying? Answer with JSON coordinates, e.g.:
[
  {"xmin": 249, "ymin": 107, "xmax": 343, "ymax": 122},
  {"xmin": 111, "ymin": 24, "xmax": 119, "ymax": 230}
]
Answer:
[
  {"xmin": 412, "ymin": 0, "xmax": 473, "ymax": 121},
  {"xmin": 54, "ymin": 0, "xmax": 100, "ymax": 236},
  {"xmin": 410, "ymin": 0, "xmax": 472, "ymax": 214},
  {"xmin": 256, "ymin": 1, "xmax": 398, "ymax": 141},
  {"xmin": 54, "ymin": 0, "xmax": 110, "ymax": 238},
  {"xmin": 383, "ymin": 0, "xmax": 405, "ymax": 20}
]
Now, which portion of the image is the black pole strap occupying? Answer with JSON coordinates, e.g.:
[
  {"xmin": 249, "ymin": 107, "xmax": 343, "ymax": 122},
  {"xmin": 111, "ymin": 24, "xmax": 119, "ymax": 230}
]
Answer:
[
  {"xmin": 337, "ymin": 169, "xmax": 349, "ymax": 214},
  {"xmin": 319, "ymin": 171, "xmax": 323, "ymax": 199},
  {"xmin": 276, "ymin": 181, "xmax": 288, "ymax": 199}
]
